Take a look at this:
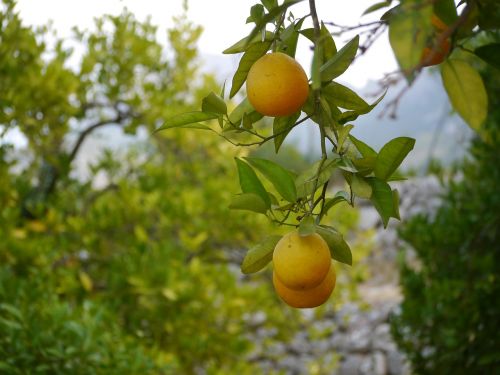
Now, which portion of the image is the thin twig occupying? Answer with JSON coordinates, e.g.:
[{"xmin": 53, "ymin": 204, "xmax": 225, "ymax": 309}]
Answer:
[{"xmin": 219, "ymin": 115, "xmax": 310, "ymax": 147}]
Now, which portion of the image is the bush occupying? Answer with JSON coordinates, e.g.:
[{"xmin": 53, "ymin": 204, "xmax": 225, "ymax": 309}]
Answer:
[
  {"xmin": 0, "ymin": 268, "xmax": 166, "ymax": 374},
  {"xmin": 391, "ymin": 115, "xmax": 500, "ymax": 372}
]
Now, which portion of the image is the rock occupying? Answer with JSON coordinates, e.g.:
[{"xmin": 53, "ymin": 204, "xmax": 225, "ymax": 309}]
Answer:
[
  {"xmin": 387, "ymin": 351, "xmax": 409, "ymax": 375},
  {"xmin": 338, "ymin": 355, "xmax": 365, "ymax": 375},
  {"xmin": 346, "ymin": 326, "xmax": 372, "ymax": 352},
  {"xmin": 373, "ymin": 351, "xmax": 387, "ymax": 375},
  {"xmin": 330, "ymin": 333, "xmax": 348, "ymax": 351}
]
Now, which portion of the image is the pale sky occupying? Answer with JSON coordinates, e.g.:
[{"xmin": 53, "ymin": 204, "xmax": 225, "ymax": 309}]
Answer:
[{"xmin": 16, "ymin": 0, "xmax": 398, "ymax": 88}]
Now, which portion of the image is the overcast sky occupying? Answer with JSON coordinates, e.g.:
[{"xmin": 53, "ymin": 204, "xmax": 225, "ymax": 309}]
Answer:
[{"xmin": 16, "ymin": 0, "xmax": 398, "ymax": 88}]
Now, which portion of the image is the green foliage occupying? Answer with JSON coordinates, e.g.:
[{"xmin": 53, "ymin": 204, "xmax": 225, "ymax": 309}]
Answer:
[
  {"xmin": 383, "ymin": 0, "xmax": 497, "ymax": 131},
  {"xmin": 0, "ymin": 270, "xmax": 164, "ymax": 374},
  {"xmin": 157, "ymin": 0, "xmax": 418, "ymax": 272},
  {"xmin": 441, "ymin": 59, "xmax": 488, "ymax": 131},
  {"xmin": 392, "ymin": 62, "xmax": 500, "ymax": 373}
]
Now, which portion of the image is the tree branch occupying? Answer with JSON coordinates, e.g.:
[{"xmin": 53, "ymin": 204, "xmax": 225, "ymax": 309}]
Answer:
[{"xmin": 68, "ymin": 115, "xmax": 125, "ymax": 163}]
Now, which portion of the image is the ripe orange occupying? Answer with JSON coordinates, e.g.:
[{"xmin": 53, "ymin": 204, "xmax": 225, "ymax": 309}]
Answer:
[
  {"xmin": 246, "ymin": 52, "xmax": 309, "ymax": 117},
  {"xmin": 431, "ymin": 14, "xmax": 448, "ymax": 32},
  {"xmin": 421, "ymin": 15, "xmax": 451, "ymax": 67},
  {"xmin": 420, "ymin": 38, "xmax": 451, "ymax": 67},
  {"xmin": 273, "ymin": 231, "xmax": 331, "ymax": 290},
  {"xmin": 273, "ymin": 264, "xmax": 336, "ymax": 308}
]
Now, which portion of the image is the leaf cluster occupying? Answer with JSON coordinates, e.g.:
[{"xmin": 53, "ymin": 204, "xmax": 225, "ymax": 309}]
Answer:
[
  {"xmin": 381, "ymin": 0, "xmax": 497, "ymax": 131},
  {"xmin": 156, "ymin": 0, "xmax": 418, "ymax": 273}
]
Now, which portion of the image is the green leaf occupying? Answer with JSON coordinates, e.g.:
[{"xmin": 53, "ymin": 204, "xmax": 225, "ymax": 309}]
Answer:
[
  {"xmin": 367, "ymin": 177, "xmax": 396, "ymax": 228},
  {"xmin": 246, "ymin": 0, "xmax": 304, "ymax": 46},
  {"xmin": 389, "ymin": 4, "xmax": 432, "ymax": 78},
  {"xmin": 0, "ymin": 317, "xmax": 22, "ymax": 331},
  {"xmin": 228, "ymin": 97, "xmax": 255, "ymax": 126},
  {"xmin": 154, "ymin": 111, "xmax": 218, "ymax": 132},
  {"xmin": 323, "ymin": 191, "xmax": 350, "ymax": 215},
  {"xmin": 220, "ymin": 80, "xmax": 226, "ymax": 98},
  {"xmin": 230, "ymin": 41, "xmax": 272, "ymax": 98},
  {"xmin": 245, "ymin": 157, "xmax": 297, "ymax": 202},
  {"xmin": 338, "ymin": 157, "xmax": 357, "ymax": 173},
  {"xmin": 351, "ymin": 174, "xmax": 372, "ymax": 199},
  {"xmin": 295, "ymin": 158, "xmax": 339, "ymax": 198},
  {"xmin": 0, "ymin": 363, "xmax": 14, "ymax": 372},
  {"xmin": 362, "ymin": 1, "xmax": 392, "ymax": 16},
  {"xmin": 334, "ymin": 89, "xmax": 386, "ymax": 125},
  {"xmin": 475, "ymin": 43, "xmax": 500, "ymax": 71},
  {"xmin": 352, "ymin": 156, "xmax": 377, "ymax": 175},
  {"xmin": 301, "ymin": 23, "xmax": 338, "ymax": 63},
  {"xmin": 322, "ymin": 82, "xmax": 369, "ymax": 110},
  {"xmin": 223, "ymin": 31, "xmax": 274, "ymax": 54},
  {"xmin": 392, "ymin": 189, "xmax": 401, "ymax": 220},
  {"xmin": 278, "ymin": 17, "xmax": 305, "ymax": 57},
  {"xmin": 477, "ymin": 1, "xmax": 500, "ymax": 31},
  {"xmin": 316, "ymin": 226, "xmax": 352, "ymax": 266},
  {"xmin": 241, "ymin": 235, "xmax": 282, "ymax": 274},
  {"xmin": 299, "ymin": 28, "xmax": 315, "ymax": 42},
  {"xmin": 320, "ymin": 35, "xmax": 359, "ymax": 82},
  {"xmin": 337, "ymin": 124, "xmax": 354, "ymax": 151},
  {"xmin": 375, "ymin": 137, "xmax": 415, "ymax": 181},
  {"xmin": 261, "ymin": 0, "xmax": 278, "ymax": 11},
  {"xmin": 311, "ymin": 43, "xmax": 323, "ymax": 90},
  {"xmin": 380, "ymin": 5, "xmax": 399, "ymax": 22},
  {"xmin": 201, "ymin": 92, "xmax": 227, "ymax": 115},
  {"xmin": 320, "ymin": 22, "xmax": 337, "ymax": 60},
  {"xmin": 0, "ymin": 304, "xmax": 23, "ymax": 321},
  {"xmin": 433, "ymin": 0, "xmax": 458, "ymax": 26},
  {"xmin": 229, "ymin": 193, "xmax": 269, "ymax": 214},
  {"xmin": 273, "ymin": 112, "xmax": 300, "ymax": 152},
  {"xmin": 247, "ymin": 4, "xmax": 265, "ymax": 24},
  {"xmin": 298, "ymin": 216, "xmax": 316, "ymax": 236},
  {"xmin": 242, "ymin": 111, "xmax": 264, "ymax": 129},
  {"xmin": 235, "ymin": 158, "xmax": 271, "ymax": 207},
  {"xmin": 348, "ymin": 134, "xmax": 377, "ymax": 158},
  {"xmin": 441, "ymin": 59, "xmax": 488, "ymax": 132}
]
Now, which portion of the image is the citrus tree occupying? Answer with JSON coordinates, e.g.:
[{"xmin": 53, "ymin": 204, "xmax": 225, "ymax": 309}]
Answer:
[
  {"xmin": 157, "ymin": 0, "xmax": 497, "ymax": 307},
  {"xmin": 2, "ymin": 1, "xmax": 364, "ymax": 371}
]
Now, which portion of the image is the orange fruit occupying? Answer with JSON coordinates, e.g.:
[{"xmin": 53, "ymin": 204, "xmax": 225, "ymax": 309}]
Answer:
[
  {"xmin": 420, "ymin": 38, "xmax": 451, "ymax": 66},
  {"xmin": 246, "ymin": 52, "xmax": 309, "ymax": 117},
  {"xmin": 431, "ymin": 14, "xmax": 448, "ymax": 32},
  {"xmin": 421, "ymin": 15, "xmax": 451, "ymax": 67},
  {"xmin": 273, "ymin": 264, "xmax": 336, "ymax": 308},
  {"xmin": 273, "ymin": 231, "xmax": 331, "ymax": 290}
]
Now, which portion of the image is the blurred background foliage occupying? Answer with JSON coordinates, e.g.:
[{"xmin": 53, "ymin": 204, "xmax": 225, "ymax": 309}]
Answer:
[
  {"xmin": 0, "ymin": 0, "xmax": 368, "ymax": 373},
  {"xmin": 391, "ymin": 57, "xmax": 500, "ymax": 373}
]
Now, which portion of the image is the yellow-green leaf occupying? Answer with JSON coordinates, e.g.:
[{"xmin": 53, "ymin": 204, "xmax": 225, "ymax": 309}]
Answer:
[
  {"xmin": 375, "ymin": 137, "xmax": 415, "ymax": 181},
  {"xmin": 441, "ymin": 59, "xmax": 488, "ymax": 131},
  {"xmin": 316, "ymin": 226, "xmax": 352, "ymax": 266},
  {"xmin": 235, "ymin": 158, "xmax": 271, "ymax": 207},
  {"xmin": 245, "ymin": 157, "xmax": 297, "ymax": 202},
  {"xmin": 230, "ymin": 41, "xmax": 272, "ymax": 98},
  {"xmin": 241, "ymin": 235, "xmax": 282, "ymax": 274},
  {"xmin": 229, "ymin": 193, "xmax": 268, "ymax": 214}
]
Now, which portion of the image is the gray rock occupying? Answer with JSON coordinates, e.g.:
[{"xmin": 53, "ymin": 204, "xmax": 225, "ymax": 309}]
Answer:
[
  {"xmin": 338, "ymin": 355, "xmax": 365, "ymax": 375},
  {"xmin": 347, "ymin": 326, "xmax": 371, "ymax": 352},
  {"xmin": 373, "ymin": 351, "xmax": 387, "ymax": 375},
  {"xmin": 387, "ymin": 351, "xmax": 408, "ymax": 375}
]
